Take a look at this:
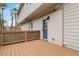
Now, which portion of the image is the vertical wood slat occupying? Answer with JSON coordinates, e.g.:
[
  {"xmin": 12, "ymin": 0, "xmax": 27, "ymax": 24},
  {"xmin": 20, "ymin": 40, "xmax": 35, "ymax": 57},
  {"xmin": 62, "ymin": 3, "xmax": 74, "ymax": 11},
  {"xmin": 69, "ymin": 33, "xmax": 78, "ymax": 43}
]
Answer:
[
  {"xmin": 26, "ymin": 30, "xmax": 40, "ymax": 41},
  {"xmin": 1, "ymin": 30, "xmax": 40, "ymax": 45},
  {"xmin": 3, "ymin": 30, "xmax": 26, "ymax": 45}
]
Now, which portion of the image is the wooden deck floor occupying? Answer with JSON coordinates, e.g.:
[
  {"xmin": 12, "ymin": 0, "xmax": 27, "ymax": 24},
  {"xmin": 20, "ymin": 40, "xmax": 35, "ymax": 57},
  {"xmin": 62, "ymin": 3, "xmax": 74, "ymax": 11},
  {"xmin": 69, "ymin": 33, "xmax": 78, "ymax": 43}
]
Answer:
[{"xmin": 0, "ymin": 40, "xmax": 79, "ymax": 56}]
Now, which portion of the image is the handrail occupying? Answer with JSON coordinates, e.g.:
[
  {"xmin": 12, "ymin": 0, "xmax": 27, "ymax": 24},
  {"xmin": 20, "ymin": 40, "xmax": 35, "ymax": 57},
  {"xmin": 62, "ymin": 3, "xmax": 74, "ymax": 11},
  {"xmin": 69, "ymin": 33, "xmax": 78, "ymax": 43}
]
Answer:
[
  {"xmin": 0, "ymin": 30, "xmax": 40, "ymax": 45},
  {"xmin": 3, "ymin": 30, "xmax": 26, "ymax": 45}
]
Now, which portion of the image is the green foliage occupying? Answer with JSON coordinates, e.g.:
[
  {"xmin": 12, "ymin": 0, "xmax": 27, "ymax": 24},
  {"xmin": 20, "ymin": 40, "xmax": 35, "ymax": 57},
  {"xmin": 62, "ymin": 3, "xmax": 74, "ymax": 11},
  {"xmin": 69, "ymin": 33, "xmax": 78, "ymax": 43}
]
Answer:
[
  {"xmin": 0, "ymin": 19, "xmax": 7, "ymax": 30},
  {"xmin": 0, "ymin": 3, "xmax": 7, "ymax": 30}
]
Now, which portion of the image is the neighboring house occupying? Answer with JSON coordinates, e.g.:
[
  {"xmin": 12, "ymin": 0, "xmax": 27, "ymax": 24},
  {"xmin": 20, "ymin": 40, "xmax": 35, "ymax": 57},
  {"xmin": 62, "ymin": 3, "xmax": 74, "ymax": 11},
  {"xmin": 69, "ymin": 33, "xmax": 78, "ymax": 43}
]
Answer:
[{"xmin": 17, "ymin": 3, "xmax": 79, "ymax": 51}]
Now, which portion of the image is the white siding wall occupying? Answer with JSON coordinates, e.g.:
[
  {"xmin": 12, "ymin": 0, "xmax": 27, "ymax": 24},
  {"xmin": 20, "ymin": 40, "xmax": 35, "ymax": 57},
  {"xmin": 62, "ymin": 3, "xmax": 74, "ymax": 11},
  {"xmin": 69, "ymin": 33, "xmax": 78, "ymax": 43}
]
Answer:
[
  {"xmin": 29, "ymin": 9, "xmax": 63, "ymax": 46},
  {"xmin": 31, "ymin": 19, "xmax": 42, "ymax": 30},
  {"xmin": 48, "ymin": 10, "xmax": 63, "ymax": 46},
  {"xmin": 20, "ymin": 23, "xmax": 29, "ymax": 30},
  {"xmin": 64, "ymin": 3, "xmax": 79, "ymax": 51}
]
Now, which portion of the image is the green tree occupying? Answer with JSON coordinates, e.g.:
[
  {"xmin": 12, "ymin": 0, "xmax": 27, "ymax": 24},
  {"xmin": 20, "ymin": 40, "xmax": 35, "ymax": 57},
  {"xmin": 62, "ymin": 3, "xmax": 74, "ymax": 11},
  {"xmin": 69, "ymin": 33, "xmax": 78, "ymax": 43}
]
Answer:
[
  {"xmin": 0, "ymin": 19, "xmax": 7, "ymax": 30},
  {"xmin": 0, "ymin": 3, "xmax": 6, "ymax": 30},
  {"xmin": 10, "ymin": 8, "xmax": 17, "ymax": 29}
]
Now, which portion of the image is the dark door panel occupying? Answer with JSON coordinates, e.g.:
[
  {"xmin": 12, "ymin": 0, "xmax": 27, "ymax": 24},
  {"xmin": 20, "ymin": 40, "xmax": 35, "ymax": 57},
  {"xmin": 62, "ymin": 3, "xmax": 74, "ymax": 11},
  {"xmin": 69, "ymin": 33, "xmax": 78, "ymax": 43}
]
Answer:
[{"xmin": 43, "ymin": 20, "xmax": 48, "ymax": 39}]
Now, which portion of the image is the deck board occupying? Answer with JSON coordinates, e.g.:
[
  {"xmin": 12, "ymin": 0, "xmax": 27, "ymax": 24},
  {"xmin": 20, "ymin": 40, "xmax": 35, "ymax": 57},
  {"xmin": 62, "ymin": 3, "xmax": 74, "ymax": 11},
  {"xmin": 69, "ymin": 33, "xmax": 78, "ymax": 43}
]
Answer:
[
  {"xmin": 11, "ymin": 44, "xmax": 15, "ymax": 56},
  {"xmin": 7, "ymin": 45, "xmax": 11, "ymax": 56},
  {"xmin": 14, "ymin": 44, "xmax": 20, "ymax": 56},
  {"xmin": 3, "ymin": 45, "xmax": 9, "ymax": 56},
  {"xmin": 0, "ymin": 40, "xmax": 79, "ymax": 56},
  {"xmin": 0, "ymin": 46, "xmax": 5, "ymax": 56},
  {"xmin": 22, "ymin": 43, "xmax": 34, "ymax": 56}
]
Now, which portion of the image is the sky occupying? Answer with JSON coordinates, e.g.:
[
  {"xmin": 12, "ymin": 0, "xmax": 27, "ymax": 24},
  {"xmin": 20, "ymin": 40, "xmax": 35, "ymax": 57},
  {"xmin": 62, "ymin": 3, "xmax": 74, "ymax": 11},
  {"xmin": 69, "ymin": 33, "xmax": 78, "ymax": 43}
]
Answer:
[{"xmin": 3, "ymin": 3, "xmax": 20, "ymax": 26}]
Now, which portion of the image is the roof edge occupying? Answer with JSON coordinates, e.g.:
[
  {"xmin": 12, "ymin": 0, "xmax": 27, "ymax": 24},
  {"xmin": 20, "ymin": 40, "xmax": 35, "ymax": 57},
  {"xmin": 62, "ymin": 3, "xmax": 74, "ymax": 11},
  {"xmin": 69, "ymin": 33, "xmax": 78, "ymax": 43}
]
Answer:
[{"xmin": 17, "ymin": 3, "xmax": 24, "ymax": 15}]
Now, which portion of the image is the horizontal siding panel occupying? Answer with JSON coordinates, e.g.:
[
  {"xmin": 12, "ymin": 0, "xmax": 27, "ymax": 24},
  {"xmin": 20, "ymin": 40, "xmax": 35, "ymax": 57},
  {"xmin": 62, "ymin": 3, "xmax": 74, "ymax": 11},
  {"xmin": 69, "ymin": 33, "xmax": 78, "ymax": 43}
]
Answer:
[
  {"xmin": 64, "ymin": 28, "xmax": 79, "ymax": 32},
  {"xmin": 64, "ymin": 36, "xmax": 79, "ymax": 40},
  {"xmin": 64, "ymin": 39, "xmax": 79, "ymax": 46},
  {"xmin": 64, "ymin": 19, "xmax": 79, "ymax": 23},
  {"xmin": 64, "ymin": 30, "xmax": 79, "ymax": 34},
  {"xmin": 64, "ymin": 33, "xmax": 79, "ymax": 37},
  {"xmin": 64, "ymin": 25, "xmax": 79, "ymax": 28},
  {"xmin": 64, "ymin": 29, "xmax": 79, "ymax": 32},
  {"xmin": 64, "ymin": 4, "xmax": 73, "ymax": 7},
  {"xmin": 64, "ymin": 14, "xmax": 79, "ymax": 20},
  {"xmin": 65, "ymin": 45, "xmax": 79, "ymax": 51},
  {"xmin": 64, "ymin": 4, "xmax": 79, "ymax": 10},
  {"xmin": 64, "ymin": 3, "xmax": 79, "ymax": 51},
  {"xmin": 64, "ymin": 7, "xmax": 79, "ymax": 15},
  {"xmin": 64, "ymin": 4, "xmax": 79, "ymax": 13},
  {"xmin": 64, "ymin": 37, "xmax": 79, "ymax": 41},
  {"xmin": 64, "ymin": 41, "xmax": 79, "ymax": 48},
  {"xmin": 64, "ymin": 30, "xmax": 79, "ymax": 33},
  {"xmin": 65, "ymin": 38, "xmax": 79, "ymax": 42},
  {"xmin": 64, "ymin": 22, "xmax": 79, "ymax": 25},
  {"xmin": 64, "ymin": 40, "xmax": 79, "ymax": 47},
  {"xmin": 64, "ymin": 10, "xmax": 79, "ymax": 17}
]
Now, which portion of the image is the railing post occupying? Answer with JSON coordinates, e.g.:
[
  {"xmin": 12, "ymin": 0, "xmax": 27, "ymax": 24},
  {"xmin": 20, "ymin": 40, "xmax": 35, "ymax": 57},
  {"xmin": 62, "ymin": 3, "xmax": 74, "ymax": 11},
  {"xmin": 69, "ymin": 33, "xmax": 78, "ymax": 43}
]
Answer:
[{"xmin": 0, "ymin": 30, "xmax": 3, "ymax": 47}]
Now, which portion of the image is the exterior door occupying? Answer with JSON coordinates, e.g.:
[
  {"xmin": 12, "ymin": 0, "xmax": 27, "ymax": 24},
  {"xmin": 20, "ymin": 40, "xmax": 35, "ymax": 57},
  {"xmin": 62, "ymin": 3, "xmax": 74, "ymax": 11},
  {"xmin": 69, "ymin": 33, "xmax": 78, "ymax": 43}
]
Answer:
[{"xmin": 43, "ymin": 20, "xmax": 48, "ymax": 39}]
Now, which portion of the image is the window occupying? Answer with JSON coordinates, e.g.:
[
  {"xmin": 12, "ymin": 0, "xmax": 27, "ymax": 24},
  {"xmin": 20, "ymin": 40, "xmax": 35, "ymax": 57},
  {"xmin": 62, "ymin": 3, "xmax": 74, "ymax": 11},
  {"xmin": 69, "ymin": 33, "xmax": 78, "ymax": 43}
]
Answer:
[{"xmin": 31, "ymin": 23, "xmax": 33, "ymax": 29}]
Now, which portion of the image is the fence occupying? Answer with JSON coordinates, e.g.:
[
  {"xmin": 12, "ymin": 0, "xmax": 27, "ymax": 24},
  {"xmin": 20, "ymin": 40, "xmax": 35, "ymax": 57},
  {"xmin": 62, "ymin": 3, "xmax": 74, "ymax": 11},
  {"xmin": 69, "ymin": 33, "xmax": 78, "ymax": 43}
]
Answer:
[{"xmin": 0, "ymin": 30, "xmax": 40, "ymax": 45}]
